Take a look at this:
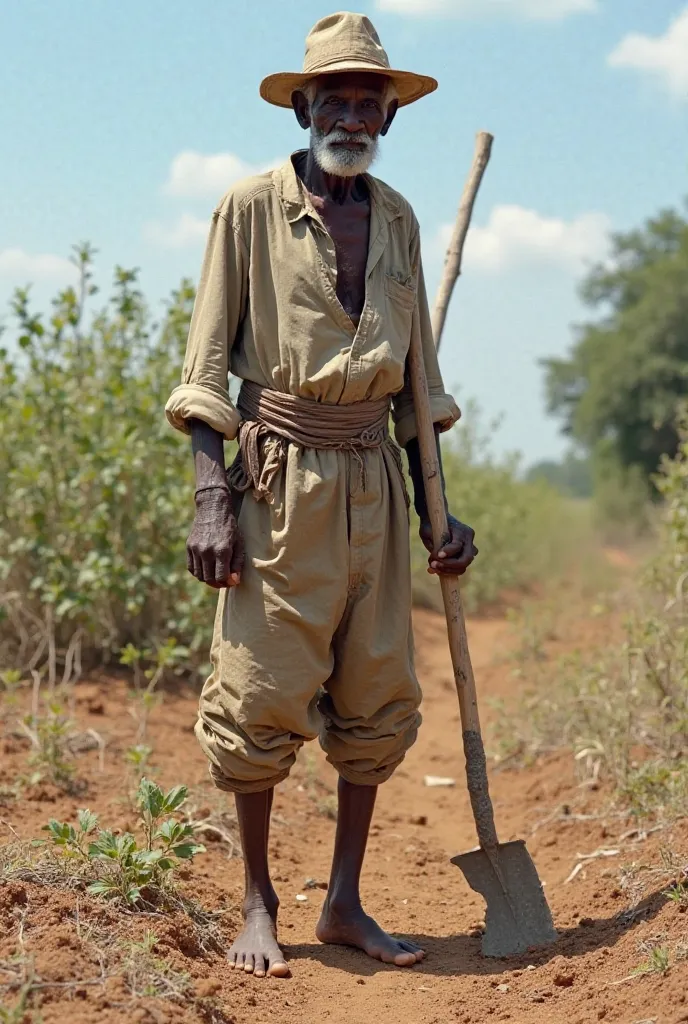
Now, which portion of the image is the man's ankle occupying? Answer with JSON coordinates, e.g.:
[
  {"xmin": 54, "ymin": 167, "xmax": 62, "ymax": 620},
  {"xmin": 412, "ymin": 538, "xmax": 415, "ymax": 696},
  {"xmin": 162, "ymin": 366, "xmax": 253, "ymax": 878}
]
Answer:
[
  {"xmin": 323, "ymin": 890, "xmax": 363, "ymax": 917},
  {"xmin": 243, "ymin": 887, "xmax": 279, "ymax": 919}
]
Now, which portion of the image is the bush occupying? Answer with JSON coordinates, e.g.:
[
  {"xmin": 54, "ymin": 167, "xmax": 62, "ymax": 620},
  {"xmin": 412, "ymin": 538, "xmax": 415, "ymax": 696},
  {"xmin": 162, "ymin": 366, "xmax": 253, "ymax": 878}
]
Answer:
[
  {"xmin": 0, "ymin": 246, "xmax": 215, "ymax": 679},
  {"xmin": 413, "ymin": 405, "xmax": 583, "ymax": 612},
  {"xmin": 495, "ymin": 411, "xmax": 688, "ymax": 819}
]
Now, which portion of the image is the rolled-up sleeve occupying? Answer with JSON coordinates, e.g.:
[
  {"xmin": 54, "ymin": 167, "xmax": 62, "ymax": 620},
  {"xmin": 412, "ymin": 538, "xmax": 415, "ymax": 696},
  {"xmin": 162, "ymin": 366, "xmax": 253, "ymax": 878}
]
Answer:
[
  {"xmin": 165, "ymin": 210, "xmax": 248, "ymax": 440},
  {"xmin": 392, "ymin": 230, "xmax": 461, "ymax": 448}
]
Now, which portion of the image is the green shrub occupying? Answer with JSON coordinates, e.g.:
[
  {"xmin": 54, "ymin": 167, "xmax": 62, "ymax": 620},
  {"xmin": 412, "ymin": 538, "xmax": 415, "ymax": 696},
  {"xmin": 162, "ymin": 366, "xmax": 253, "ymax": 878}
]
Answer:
[
  {"xmin": 496, "ymin": 410, "xmax": 688, "ymax": 818},
  {"xmin": 413, "ymin": 404, "xmax": 583, "ymax": 612},
  {"xmin": 0, "ymin": 246, "xmax": 215, "ymax": 679}
]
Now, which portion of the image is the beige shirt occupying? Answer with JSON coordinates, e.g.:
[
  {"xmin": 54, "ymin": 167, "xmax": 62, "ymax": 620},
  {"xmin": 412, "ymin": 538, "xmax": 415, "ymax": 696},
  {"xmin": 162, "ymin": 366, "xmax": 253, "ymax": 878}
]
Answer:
[{"xmin": 165, "ymin": 152, "xmax": 460, "ymax": 448}]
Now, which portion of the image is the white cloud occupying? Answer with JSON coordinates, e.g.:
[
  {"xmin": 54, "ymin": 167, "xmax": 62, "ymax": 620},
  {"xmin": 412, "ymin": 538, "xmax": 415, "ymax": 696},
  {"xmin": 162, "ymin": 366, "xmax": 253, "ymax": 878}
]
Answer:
[
  {"xmin": 163, "ymin": 151, "xmax": 285, "ymax": 199},
  {"xmin": 0, "ymin": 248, "xmax": 76, "ymax": 282},
  {"xmin": 438, "ymin": 204, "xmax": 611, "ymax": 274},
  {"xmin": 143, "ymin": 213, "xmax": 209, "ymax": 249},
  {"xmin": 608, "ymin": 7, "xmax": 688, "ymax": 100},
  {"xmin": 376, "ymin": 0, "xmax": 596, "ymax": 20}
]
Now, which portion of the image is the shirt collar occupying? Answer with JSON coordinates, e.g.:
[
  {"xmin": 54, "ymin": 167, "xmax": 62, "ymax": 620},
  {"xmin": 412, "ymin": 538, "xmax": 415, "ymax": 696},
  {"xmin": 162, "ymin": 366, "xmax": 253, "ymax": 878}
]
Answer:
[{"xmin": 274, "ymin": 151, "xmax": 402, "ymax": 224}]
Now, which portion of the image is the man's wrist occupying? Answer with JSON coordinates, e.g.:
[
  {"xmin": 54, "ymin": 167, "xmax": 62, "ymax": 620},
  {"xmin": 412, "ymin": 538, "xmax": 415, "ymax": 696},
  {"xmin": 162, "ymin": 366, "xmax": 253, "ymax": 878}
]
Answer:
[{"xmin": 194, "ymin": 484, "xmax": 233, "ymax": 510}]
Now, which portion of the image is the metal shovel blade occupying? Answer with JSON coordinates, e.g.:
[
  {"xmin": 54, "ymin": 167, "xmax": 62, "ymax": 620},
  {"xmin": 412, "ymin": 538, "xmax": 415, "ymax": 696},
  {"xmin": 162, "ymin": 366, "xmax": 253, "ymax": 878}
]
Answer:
[{"xmin": 452, "ymin": 839, "xmax": 558, "ymax": 958}]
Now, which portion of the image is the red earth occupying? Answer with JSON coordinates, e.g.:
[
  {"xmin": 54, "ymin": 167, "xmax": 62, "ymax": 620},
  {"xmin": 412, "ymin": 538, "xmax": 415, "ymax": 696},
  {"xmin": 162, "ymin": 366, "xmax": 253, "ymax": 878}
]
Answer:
[{"xmin": 1, "ymin": 604, "xmax": 687, "ymax": 1024}]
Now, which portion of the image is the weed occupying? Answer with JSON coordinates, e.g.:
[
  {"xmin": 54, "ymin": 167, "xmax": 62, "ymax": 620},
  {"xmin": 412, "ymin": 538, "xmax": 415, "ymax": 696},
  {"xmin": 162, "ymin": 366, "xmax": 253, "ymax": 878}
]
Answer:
[
  {"xmin": 633, "ymin": 945, "xmax": 671, "ymax": 976},
  {"xmin": 120, "ymin": 930, "xmax": 192, "ymax": 999},
  {"xmin": 0, "ymin": 980, "xmax": 37, "ymax": 1024},
  {"xmin": 40, "ymin": 778, "xmax": 205, "ymax": 906},
  {"xmin": 124, "ymin": 743, "xmax": 154, "ymax": 779},
  {"xmin": 317, "ymin": 795, "xmax": 338, "ymax": 821},
  {"xmin": 122, "ymin": 638, "xmax": 189, "ymax": 741},
  {"xmin": 20, "ymin": 697, "xmax": 74, "ymax": 787},
  {"xmin": 0, "ymin": 669, "xmax": 25, "ymax": 722},
  {"xmin": 663, "ymin": 881, "xmax": 688, "ymax": 909}
]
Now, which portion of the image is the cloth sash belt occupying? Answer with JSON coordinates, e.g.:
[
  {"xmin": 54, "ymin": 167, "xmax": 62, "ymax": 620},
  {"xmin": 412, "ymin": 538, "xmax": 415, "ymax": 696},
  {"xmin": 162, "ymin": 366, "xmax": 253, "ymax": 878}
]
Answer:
[{"xmin": 227, "ymin": 379, "xmax": 394, "ymax": 503}]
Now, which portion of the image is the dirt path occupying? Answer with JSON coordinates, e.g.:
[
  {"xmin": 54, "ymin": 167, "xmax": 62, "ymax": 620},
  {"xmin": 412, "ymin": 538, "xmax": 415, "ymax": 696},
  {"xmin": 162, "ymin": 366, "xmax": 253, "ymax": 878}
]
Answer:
[{"xmin": 1, "ymin": 607, "xmax": 687, "ymax": 1024}]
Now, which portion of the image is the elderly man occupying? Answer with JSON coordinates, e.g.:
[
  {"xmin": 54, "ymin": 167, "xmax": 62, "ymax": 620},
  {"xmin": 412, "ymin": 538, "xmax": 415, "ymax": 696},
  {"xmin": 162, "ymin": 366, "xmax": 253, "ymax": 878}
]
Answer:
[{"xmin": 166, "ymin": 12, "xmax": 477, "ymax": 978}]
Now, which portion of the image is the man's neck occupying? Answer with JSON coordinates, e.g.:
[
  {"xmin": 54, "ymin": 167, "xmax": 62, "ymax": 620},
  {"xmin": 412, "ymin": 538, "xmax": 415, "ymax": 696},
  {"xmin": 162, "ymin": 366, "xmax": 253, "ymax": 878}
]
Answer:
[{"xmin": 300, "ymin": 149, "xmax": 368, "ymax": 205}]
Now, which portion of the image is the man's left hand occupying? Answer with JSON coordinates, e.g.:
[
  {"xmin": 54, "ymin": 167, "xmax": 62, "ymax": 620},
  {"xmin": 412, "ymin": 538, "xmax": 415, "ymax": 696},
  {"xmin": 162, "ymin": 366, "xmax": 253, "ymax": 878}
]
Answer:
[{"xmin": 419, "ymin": 514, "xmax": 478, "ymax": 577}]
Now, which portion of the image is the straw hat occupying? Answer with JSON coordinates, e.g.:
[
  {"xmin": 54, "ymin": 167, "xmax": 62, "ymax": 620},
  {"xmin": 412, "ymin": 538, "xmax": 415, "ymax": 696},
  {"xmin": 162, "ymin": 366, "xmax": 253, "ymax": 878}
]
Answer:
[{"xmin": 260, "ymin": 12, "xmax": 438, "ymax": 109}]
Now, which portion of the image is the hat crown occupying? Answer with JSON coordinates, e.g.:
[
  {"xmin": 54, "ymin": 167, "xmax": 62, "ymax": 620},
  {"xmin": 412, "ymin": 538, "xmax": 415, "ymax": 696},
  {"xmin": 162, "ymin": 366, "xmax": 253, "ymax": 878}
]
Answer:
[{"xmin": 303, "ymin": 12, "xmax": 390, "ymax": 74}]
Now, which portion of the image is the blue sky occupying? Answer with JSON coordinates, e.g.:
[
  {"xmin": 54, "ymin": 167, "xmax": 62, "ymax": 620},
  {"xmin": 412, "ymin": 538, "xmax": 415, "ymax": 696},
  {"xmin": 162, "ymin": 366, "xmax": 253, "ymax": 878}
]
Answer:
[{"xmin": 2, "ymin": 0, "xmax": 687, "ymax": 464}]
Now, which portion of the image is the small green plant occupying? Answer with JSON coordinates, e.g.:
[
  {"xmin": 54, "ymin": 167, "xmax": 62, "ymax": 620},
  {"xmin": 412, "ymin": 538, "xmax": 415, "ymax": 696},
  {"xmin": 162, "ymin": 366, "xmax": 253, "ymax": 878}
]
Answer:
[
  {"xmin": 121, "ymin": 930, "xmax": 192, "ymax": 999},
  {"xmin": 41, "ymin": 778, "xmax": 205, "ymax": 905},
  {"xmin": 125, "ymin": 744, "xmax": 154, "ymax": 778},
  {"xmin": 317, "ymin": 795, "xmax": 338, "ymax": 821},
  {"xmin": 0, "ymin": 669, "xmax": 24, "ymax": 705},
  {"xmin": 122, "ymin": 639, "xmax": 189, "ymax": 741},
  {"xmin": 621, "ymin": 761, "xmax": 688, "ymax": 820},
  {"xmin": 663, "ymin": 881, "xmax": 688, "ymax": 909},
  {"xmin": 632, "ymin": 945, "xmax": 671, "ymax": 976},
  {"xmin": 0, "ymin": 982, "xmax": 34, "ymax": 1024},
  {"xmin": 20, "ymin": 698, "xmax": 74, "ymax": 786}
]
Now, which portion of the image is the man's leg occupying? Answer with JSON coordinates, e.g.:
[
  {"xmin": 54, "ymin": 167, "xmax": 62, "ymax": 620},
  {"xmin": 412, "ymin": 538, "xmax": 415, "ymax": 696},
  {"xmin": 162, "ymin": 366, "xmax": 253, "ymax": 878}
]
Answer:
[
  {"xmin": 316, "ymin": 778, "xmax": 424, "ymax": 966},
  {"xmin": 227, "ymin": 788, "xmax": 289, "ymax": 978},
  {"xmin": 317, "ymin": 446, "xmax": 424, "ymax": 966}
]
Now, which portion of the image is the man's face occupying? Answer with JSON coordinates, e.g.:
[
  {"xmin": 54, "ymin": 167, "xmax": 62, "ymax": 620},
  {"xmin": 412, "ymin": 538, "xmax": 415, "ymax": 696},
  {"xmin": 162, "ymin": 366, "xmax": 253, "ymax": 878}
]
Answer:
[{"xmin": 297, "ymin": 73, "xmax": 396, "ymax": 178}]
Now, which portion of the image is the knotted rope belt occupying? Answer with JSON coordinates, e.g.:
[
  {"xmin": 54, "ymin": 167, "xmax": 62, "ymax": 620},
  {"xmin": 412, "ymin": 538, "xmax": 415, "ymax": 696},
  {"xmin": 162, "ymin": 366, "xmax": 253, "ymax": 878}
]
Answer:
[{"xmin": 227, "ymin": 380, "xmax": 400, "ymax": 503}]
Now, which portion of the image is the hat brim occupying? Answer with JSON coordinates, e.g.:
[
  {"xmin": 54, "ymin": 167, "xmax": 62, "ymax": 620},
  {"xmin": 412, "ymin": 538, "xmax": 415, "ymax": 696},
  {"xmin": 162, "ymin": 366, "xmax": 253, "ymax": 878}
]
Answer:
[{"xmin": 260, "ymin": 63, "xmax": 437, "ymax": 109}]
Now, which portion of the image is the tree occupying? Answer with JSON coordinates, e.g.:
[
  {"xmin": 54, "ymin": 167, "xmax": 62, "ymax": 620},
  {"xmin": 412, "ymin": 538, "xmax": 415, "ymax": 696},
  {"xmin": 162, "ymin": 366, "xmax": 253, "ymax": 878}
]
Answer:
[{"xmin": 543, "ymin": 207, "xmax": 688, "ymax": 485}]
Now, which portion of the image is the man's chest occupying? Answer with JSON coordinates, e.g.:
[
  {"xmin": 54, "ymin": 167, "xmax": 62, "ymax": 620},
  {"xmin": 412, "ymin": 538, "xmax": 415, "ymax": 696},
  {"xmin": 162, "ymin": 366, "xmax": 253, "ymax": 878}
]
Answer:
[{"xmin": 312, "ymin": 200, "xmax": 371, "ymax": 326}]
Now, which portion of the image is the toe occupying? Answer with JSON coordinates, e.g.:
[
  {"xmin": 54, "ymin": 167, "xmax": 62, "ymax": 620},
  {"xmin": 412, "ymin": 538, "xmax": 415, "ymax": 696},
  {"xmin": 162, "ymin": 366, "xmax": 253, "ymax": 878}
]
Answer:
[
  {"xmin": 399, "ymin": 941, "xmax": 425, "ymax": 961},
  {"xmin": 243, "ymin": 954, "xmax": 255, "ymax": 974},
  {"xmin": 267, "ymin": 959, "xmax": 290, "ymax": 978},
  {"xmin": 253, "ymin": 954, "xmax": 266, "ymax": 978},
  {"xmin": 228, "ymin": 952, "xmax": 237, "ymax": 969},
  {"xmin": 393, "ymin": 950, "xmax": 418, "ymax": 967}
]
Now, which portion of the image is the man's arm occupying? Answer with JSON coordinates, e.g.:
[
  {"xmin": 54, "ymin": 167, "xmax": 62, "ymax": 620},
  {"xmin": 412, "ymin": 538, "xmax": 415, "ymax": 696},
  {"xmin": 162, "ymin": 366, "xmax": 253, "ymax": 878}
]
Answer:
[
  {"xmin": 405, "ymin": 430, "xmax": 478, "ymax": 578},
  {"xmin": 165, "ymin": 201, "xmax": 249, "ymax": 589},
  {"xmin": 186, "ymin": 419, "xmax": 243, "ymax": 588},
  {"xmin": 396, "ymin": 227, "xmax": 477, "ymax": 578}
]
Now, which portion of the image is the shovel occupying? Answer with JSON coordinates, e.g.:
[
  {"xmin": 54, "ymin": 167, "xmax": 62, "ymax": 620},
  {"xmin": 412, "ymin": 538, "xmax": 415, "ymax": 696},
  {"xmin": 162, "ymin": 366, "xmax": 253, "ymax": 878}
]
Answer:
[{"xmin": 408, "ymin": 133, "xmax": 558, "ymax": 959}]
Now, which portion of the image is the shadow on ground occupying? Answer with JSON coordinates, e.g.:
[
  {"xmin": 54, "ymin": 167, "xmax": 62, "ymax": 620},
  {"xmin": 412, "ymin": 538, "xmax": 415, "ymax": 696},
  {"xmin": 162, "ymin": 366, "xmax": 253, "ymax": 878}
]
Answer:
[{"xmin": 284, "ymin": 886, "xmax": 669, "ymax": 977}]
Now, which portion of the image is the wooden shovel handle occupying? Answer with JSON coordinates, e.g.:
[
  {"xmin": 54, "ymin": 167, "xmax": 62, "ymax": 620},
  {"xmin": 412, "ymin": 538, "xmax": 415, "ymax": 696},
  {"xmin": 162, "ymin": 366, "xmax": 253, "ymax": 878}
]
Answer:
[{"xmin": 408, "ymin": 326, "xmax": 499, "ymax": 851}]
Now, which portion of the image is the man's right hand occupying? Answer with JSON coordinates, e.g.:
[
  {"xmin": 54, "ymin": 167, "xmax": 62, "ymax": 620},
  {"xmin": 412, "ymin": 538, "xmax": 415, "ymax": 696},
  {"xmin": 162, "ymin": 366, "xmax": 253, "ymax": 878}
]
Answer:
[{"xmin": 186, "ymin": 488, "xmax": 244, "ymax": 589}]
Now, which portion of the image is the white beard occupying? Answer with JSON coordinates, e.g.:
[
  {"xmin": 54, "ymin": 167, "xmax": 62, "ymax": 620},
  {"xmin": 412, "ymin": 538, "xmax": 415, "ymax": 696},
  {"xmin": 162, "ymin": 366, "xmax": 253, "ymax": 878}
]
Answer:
[{"xmin": 310, "ymin": 125, "xmax": 379, "ymax": 177}]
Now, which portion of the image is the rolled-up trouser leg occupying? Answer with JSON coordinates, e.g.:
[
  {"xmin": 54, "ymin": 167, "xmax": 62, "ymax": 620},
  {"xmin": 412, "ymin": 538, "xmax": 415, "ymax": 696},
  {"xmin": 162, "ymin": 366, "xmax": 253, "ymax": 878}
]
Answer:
[
  {"xmin": 320, "ymin": 442, "xmax": 422, "ymax": 785},
  {"xmin": 196, "ymin": 444, "xmax": 350, "ymax": 794}
]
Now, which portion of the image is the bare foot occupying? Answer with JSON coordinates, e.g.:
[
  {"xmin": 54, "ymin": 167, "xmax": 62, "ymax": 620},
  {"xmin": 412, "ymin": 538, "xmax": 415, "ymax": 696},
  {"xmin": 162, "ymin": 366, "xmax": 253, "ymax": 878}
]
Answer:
[
  {"xmin": 228, "ymin": 898, "xmax": 289, "ymax": 978},
  {"xmin": 316, "ymin": 900, "xmax": 425, "ymax": 967}
]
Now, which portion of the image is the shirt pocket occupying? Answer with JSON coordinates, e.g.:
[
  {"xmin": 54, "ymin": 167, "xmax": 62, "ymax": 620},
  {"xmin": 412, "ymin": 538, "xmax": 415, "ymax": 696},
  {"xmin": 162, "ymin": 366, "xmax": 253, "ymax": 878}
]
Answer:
[
  {"xmin": 383, "ymin": 274, "xmax": 416, "ymax": 355},
  {"xmin": 384, "ymin": 273, "xmax": 417, "ymax": 311}
]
